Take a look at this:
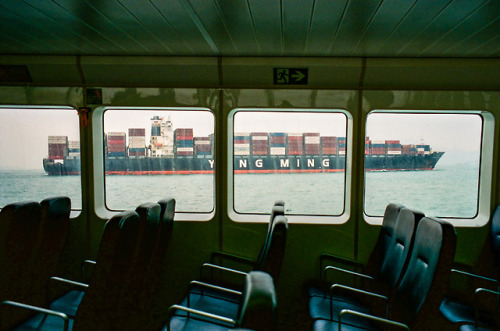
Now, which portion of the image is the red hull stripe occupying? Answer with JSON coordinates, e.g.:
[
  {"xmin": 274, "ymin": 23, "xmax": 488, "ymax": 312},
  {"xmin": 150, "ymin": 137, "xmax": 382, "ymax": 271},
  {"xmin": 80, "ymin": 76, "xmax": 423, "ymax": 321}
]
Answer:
[
  {"xmin": 61, "ymin": 168, "xmax": 434, "ymax": 175},
  {"xmin": 105, "ymin": 170, "xmax": 214, "ymax": 175}
]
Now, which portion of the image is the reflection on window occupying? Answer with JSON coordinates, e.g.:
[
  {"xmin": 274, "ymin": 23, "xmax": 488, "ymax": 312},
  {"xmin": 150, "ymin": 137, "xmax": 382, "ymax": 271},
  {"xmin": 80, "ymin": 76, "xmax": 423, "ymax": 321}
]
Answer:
[
  {"xmin": 0, "ymin": 107, "xmax": 82, "ymax": 209},
  {"xmin": 364, "ymin": 112, "xmax": 482, "ymax": 218},
  {"xmin": 103, "ymin": 109, "xmax": 214, "ymax": 213},
  {"xmin": 232, "ymin": 110, "xmax": 347, "ymax": 216}
]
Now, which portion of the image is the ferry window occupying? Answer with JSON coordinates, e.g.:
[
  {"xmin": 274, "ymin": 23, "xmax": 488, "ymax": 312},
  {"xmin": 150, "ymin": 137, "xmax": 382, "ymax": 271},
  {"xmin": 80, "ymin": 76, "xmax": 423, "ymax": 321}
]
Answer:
[
  {"xmin": 103, "ymin": 109, "xmax": 214, "ymax": 213},
  {"xmin": 230, "ymin": 109, "xmax": 349, "ymax": 221},
  {"xmin": 0, "ymin": 107, "xmax": 82, "ymax": 209},
  {"xmin": 364, "ymin": 112, "xmax": 483, "ymax": 220}
]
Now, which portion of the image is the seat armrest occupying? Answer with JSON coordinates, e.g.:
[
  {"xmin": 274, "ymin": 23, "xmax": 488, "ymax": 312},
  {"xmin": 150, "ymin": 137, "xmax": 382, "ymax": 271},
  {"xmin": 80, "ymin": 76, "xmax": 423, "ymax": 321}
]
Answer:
[
  {"xmin": 320, "ymin": 253, "xmax": 364, "ymax": 271},
  {"xmin": 50, "ymin": 276, "xmax": 89, "ymax": 289},
  {"xmin": 211, "ymin": 251, "xmax": 256, "ymax": 268},
  {"xmin": 339, "ymin": 309, "xmax": 409, "ymax": 330},
  {"xmin": 201, "ymin": 262, "xmax": 248, "ymax": 279},
  {"xmin": 166, "ymin": 304, "xmax": 235, "ymax": 331},
  {"xmin": 2, "ymin": 300, "xmax": 70, "ymax": 331},
  {"xmin": 329, "ymin": 284, "xmax": 388, "ymax": 320},
  {"xmin": 451, "ymin": 269, "xmax": 498, "ymax": 285},
  {"xmin": 473, "ymin": 287, "xmax": 500, "ymax": 323},
  {"xmin": 323, "ymin": 265, "xmax": 374, "ymax": 283},
  {"xmin": 187, "ymin": 280, "xmax": 242, "ymax": 306}
]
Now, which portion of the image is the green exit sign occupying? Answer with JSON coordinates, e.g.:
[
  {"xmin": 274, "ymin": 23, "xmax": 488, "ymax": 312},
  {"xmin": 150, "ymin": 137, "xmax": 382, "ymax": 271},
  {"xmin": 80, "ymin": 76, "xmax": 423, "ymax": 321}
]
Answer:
[{"xmin": 273, "ymin": 68, "xmax": 308, "ymax": 85}]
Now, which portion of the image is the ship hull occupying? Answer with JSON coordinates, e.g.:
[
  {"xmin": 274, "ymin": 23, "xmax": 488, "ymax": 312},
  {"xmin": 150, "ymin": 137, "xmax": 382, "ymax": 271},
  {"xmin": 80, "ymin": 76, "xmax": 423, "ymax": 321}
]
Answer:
[{"xmin": 43, "ymin": 152, "xmax": 444, "ymax": 176}]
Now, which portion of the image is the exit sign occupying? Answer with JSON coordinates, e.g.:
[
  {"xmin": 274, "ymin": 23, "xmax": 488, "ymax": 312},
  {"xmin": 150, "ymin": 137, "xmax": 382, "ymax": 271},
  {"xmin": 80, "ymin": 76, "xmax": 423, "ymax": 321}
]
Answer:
[{"xmin": 273, "ymin": 68, "xmax": 308, "ymax": 85}]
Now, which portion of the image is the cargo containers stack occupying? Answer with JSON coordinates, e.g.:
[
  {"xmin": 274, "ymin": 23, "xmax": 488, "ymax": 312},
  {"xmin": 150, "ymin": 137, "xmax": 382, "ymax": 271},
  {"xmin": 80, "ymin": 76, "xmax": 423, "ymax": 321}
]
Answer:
[
  {"xmin": 107, "ymin": 132, "xmax": 126, "ymax": 157},
  {"xmin": 417, "ymin": 144, "xmax": 431, "ymax": 155},
  {"xmin": 68, "ymin": 141, "xmax": 80, "ymax": 158},
  {"xmin": 234, "ymin": 132, "xmax": 250, "ymax": 156},
  {"xmin": 402, "ymin": 144, "xmax": 411, "ymax": 155},
  {"xmin": 287, "ymin": 133, "xmax": 303, "ymax": 155},
  {"xmin": 386, "ymin": 140, "xmax": 402, "ymax": 155},
  {"xmin": 304, "ymin": 133, "xmax": 320, "ymax": 155},
  {"xmin": 401, "ymin": 144, "xmax": 419, "ymax": 155},
  {"xmin": 48, "ymin": 136, "xmax": 68, "ymax": 160},
  {"xmin": 251, "ymin": 132, "xmax": 269, "ymax": 156},
  {"xmin": 269, "ymin": 132, "xmax": 286, "ymax": 156},
  {"xmin": 371, "ymin": 140, "xmax": 385, "ymax": 156},
  {"xmin": 365, "ymin": 137, "xmax": 370, "ymax": 155},
  {"xmin": 338, "ymin": 137, "xmax": 346, "ymax": 155},
  {"xmin": 128, "ymin": 128, "xmax": 146, "ymax": 156},
  {"xmin": 321, "ymin": 136, "xmax": 337, "ymax": 155},
  {"xmin": 410, "ymin": 145, "xmax": 418, "ymax": 155},
  {"xmin": 174, "ymin": 128, "xmax": 194, "ymax": 156},
  {"xmin": 194, "ymin": 137, "xmax": 212, "ymax": 156}
]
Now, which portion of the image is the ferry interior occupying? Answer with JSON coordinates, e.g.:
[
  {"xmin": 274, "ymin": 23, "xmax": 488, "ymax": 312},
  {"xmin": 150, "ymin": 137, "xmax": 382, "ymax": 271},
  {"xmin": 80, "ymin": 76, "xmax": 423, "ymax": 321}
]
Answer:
[{"xmin": 0, "ymin": 0, "xmax": 500, "ymax": 330}]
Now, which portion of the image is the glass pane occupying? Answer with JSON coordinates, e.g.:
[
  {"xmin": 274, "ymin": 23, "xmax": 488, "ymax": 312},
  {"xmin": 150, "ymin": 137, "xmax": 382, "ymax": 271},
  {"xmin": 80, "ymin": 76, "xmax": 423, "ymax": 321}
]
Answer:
[
  {"xmin": 364, "ymin": 112, "xmax": 482, "ymax": 218},
  {"xmin": 233, "ymin": 110, "xmax": 347, "ymax": 216},
  {"xmin": 0, "ymin": 107, "xmax": 82, "ymax": 209},
  {"xmin": 103, "ymin": 109, "xmax": 214, "ymax": 213}
]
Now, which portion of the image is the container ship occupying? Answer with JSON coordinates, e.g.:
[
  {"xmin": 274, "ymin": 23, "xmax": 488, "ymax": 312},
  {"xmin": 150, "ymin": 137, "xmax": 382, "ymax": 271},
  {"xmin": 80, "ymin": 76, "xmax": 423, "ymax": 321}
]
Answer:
[{"xmin": 43, "ymin": 116, "xmax": 444, "ymax": 176}]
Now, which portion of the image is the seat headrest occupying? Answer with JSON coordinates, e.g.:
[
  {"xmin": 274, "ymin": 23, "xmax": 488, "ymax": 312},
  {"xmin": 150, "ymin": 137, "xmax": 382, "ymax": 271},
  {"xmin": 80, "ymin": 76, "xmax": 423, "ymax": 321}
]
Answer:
[
  {"xmin": 274, "ymin": 200, "xmax": 285, "ymax": 207},
  {"xmin": 40, "ymin": 196, "xmax": 71, "ymax": 229},
  {"xmin": 136, "ymin": 203, "xmax": 161, "ymax": 231},
  {"xmin": 41, "ymin": 196, "xmax": 71, "ymax": 217},
  {"xmin": 3, "ymin": 201, "xmax": 41, "ymax": 232},
  {"xmin": 238, "ymin": 271, "xmax": 277, "ymax": 330},
  {"xmin": 381, "ymin": 203, "xmax": 406, "ymax": 232},
  {"xmin": 269, "ymin": 205, "xmax": 285, "ymax": 226},
  {"xmin": 158, "ymin": 198, "xmax": 176, "ymax": 228}
]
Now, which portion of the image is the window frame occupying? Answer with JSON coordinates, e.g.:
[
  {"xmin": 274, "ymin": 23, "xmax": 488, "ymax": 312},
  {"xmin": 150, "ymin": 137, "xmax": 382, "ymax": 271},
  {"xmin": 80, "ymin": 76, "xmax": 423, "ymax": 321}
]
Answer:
[
  {"xmin": 0, "ymin": 105, "xmax": 82, "ymax": 216},
  {"xmin": 93, "ymin": 106, "xmax": 216, "ymax": 221},
  {"xmin": 363, "ymin": 109, "xmax": 494, "ymax": 227},
  {"xmin": 227, "ymin": 107, "xmax": 352, "ymax": 224}
]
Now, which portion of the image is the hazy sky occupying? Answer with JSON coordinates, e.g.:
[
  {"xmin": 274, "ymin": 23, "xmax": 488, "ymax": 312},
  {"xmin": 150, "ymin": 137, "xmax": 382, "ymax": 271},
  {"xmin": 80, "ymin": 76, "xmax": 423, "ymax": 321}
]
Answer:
[
  {"xmin": 0, "ymin": 107, "xmax": 79, "ymax": 170},
  {"xmin": 0, "ymin": 108, "xmax": 482, "ymax": 170}
]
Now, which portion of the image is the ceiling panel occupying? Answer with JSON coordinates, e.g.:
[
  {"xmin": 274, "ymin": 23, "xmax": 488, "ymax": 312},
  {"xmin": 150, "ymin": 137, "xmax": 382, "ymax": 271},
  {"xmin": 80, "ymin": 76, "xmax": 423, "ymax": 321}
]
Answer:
[
  {"xmin": 247, "ymin": 0, "xmax": 282, "ymax": 56},
  {"xmin": 306, "ymin": 0, "xmax": 348, "ymax": 55},
  {"xmin": 373, "ymin": 0, "xmax": 458, "ymax": 57},
  {"xmin": 0, "ymin": 0, "xmax": 498, "ymax": 58},
  {"xmin": 281, "ymin": 0, "xmax": 315, "ymax": 55},
  {"xmin": 396, "ymin": 0, "xmax": 491, "ymax": 56},
  {"xmin": 213, "ymin": 0, "xmax": 260, "ymax": 55},
  {"xmin": 349, "ymin": 0, "xmax": 418, "ymax": 57},
  {"xmin": 150, "ymin": 0, "xmax": 218, "ymax": 55},
  {"xmin": 330, "ymin": 0, "xmax": 383, "ymax": 56}
]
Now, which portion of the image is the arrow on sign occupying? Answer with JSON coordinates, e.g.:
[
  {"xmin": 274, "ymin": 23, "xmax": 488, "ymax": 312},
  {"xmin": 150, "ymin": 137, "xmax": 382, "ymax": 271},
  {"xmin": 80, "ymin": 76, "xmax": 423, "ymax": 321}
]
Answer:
[
  {"xmin": 274, "ymin": 68, "xmax": 308, "ymax": 85},
  {"xmin": 292, "ymin": 70, "xmax": 306, "ymax": 82}
]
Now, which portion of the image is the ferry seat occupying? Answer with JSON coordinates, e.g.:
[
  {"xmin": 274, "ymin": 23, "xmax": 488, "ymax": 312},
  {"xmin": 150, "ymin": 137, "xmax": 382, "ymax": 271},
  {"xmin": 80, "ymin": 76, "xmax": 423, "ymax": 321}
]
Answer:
[
  {"xmin": 313, "ymin": 217, "xmax": 457, "ymax": 331},
  {"xmin": 177, "ymin": 215, "xmax": 288, "ymax": 324},
  {"xmin": 31, "ymin": 197, "xmax": 71, "ymax": 301},
  {"xmin": 308, "ymin": 203, "xmax": 406, "ymax": 298},
  {"xmin": 164, "ymin": 271, "xmax": 277, "ymax": 331},
  {"xmin": 439, "ymin": 205, "xmax": 500, "ymax": 329},
  {"xmin": 209, "ymin": 200, "xmax": 285, "ymax": 275},
  {"xmin": 3, "ymin": 211, "xmax": 140, "ymax": 331},
  {"xmin": 308, "ymin": 207, "xmax": 424, "ymax": 322},
  {"xmin": 113, "ymin": 202, "xmax": 165, "ymax": 330},
  {"xmin": 137, "ymin": 198, "xmax": 176, "ymax": 330},
  {"xmin": 0, "ymin": 201, "xmax": 41, "ymax": 329}
]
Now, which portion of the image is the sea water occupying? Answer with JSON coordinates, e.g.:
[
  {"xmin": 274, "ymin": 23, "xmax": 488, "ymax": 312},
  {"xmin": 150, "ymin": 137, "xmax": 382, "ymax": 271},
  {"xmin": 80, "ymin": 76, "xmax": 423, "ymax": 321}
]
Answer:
[{"xmin": 0, "ymin": 164, "xmax": 480, "ymax": 219}]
